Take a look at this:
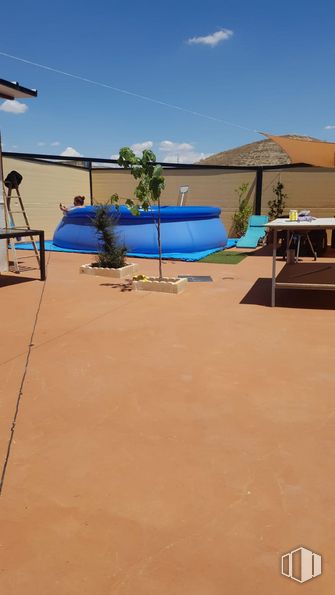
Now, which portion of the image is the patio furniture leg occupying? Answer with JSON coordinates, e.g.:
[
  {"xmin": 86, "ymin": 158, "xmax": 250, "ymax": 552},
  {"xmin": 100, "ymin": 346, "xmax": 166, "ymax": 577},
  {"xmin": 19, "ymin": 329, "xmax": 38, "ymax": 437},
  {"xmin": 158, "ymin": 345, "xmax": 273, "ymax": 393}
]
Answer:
[
  {"xmin": 285, "ymin": 230, "xmax": 290, "ymax": 260},
  {"xmin": 296, "ymin": 234, "xmax": 301, "ymax": 263},
  {"xmin": 271, "ymin": 229, "xmax": 277, "ymax": 307},
  {"xmin": 39, "ymin": 231, "xmax": 46, "ymax": 281},
  {"xmin": 306, "ymin": 233, "xmax": 317, "ymax": 260}
]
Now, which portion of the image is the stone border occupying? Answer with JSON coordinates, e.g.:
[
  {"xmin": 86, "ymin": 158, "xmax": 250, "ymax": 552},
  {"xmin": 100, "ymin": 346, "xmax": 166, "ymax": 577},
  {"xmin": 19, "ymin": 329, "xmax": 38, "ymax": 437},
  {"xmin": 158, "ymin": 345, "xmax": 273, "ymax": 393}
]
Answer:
[
  {"xmin": 80, "ymin": 263, "xmax": 138, "ymax": 278},
  {"xmin": 132, "ymin": 276, "xmax": 187, "ymax": 294}
]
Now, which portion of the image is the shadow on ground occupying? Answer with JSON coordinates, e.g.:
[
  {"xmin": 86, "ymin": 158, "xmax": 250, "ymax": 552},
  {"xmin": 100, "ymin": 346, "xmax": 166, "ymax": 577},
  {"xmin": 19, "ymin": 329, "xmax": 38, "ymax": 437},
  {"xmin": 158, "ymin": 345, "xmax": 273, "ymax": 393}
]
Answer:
[
  {"xmin": 0, "ymin": 275, "xmax": 37, "ymax": 287},
  {"xmin": 246, "ymin": 245, "xmax": 335, "ymax": 259},
  {"xmin": 241, "ymin": 278, "xmax": 335, "ymax": 309},
  {"xmin": 100, "ymin": 281, "xmax": 133, "ymax": 292}
]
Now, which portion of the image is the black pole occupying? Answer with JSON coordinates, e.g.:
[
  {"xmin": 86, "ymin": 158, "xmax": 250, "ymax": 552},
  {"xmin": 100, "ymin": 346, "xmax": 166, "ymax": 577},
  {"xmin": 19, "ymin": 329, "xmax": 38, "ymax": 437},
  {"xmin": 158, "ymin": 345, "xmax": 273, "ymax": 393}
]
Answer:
[
  {"xmin": 88, "ymin": 161, "xmax": 93, "ymax": 205},
  {"xmin": 255, "ymin": 167, "xmax": 263, "ymax": 215}
]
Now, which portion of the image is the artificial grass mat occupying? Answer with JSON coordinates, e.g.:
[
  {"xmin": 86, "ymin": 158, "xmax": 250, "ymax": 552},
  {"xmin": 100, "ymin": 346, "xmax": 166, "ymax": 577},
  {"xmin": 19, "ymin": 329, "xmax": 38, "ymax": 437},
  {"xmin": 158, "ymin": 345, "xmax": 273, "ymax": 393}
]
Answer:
[{"xmin": 199, "ymin": 250, "xmax": 249, "ymax": 264}]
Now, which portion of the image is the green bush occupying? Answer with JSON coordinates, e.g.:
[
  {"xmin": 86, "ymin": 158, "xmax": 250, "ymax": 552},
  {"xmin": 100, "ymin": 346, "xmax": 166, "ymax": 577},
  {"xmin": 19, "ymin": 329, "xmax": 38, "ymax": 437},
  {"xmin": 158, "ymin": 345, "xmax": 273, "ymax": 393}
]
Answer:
[
  {"xmin": 268, "ymin": 181, "xmax": 287, "ymax": 220},
  {"xmin": 92, "ymin": 204, "xmax": 127, "ymax": 268},
  {"xmin": 232, "ymin": 183, "xmax": 252, "ymax": 237}
]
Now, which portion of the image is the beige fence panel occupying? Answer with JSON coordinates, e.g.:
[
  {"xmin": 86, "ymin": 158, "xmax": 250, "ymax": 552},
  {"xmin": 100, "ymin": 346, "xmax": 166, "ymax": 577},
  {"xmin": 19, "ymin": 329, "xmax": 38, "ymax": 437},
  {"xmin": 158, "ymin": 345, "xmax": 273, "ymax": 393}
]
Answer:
[
  {"xmin": 3, "ymin": 157, "xmax": 90, "ymax": 238},
  {"xmin": 262, "ymin": 168, "xmax": 335, "ymax": 218},
  {"xmin": 92, "ymin": 168, "xmax": 256, "ymax": 233},
  {"xmin": 2, "ymin": 160, "xmax": 334, "ymax": 240},
  {"xmin": 92, "ymin": 168, "xmax": 137, "ymax": 203}
]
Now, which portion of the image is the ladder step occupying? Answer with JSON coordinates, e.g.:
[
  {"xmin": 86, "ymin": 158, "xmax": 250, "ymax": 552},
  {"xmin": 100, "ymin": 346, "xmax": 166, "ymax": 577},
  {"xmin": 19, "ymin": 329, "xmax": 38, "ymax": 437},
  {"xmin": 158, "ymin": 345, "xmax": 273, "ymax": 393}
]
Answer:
[{"xmin": 11, "ymin": 254, "xmax": 37, "ymax": 260}]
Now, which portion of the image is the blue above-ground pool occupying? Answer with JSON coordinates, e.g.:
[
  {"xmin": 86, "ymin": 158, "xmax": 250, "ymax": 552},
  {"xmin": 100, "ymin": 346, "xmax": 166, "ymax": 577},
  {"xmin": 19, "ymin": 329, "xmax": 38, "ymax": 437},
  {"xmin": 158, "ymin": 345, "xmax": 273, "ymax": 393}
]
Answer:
[{"xmin": 53, "ymin": 205, "xmax": 228, "ymax": 258}]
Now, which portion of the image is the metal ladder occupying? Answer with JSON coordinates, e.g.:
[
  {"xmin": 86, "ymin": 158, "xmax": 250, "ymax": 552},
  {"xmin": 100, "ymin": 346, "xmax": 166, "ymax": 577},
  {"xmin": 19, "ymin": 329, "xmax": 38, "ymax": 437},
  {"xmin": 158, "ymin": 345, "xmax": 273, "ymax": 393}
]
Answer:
[{"xmin": 4, "ymin": 183, "xmax": 40, "ymax": 273}]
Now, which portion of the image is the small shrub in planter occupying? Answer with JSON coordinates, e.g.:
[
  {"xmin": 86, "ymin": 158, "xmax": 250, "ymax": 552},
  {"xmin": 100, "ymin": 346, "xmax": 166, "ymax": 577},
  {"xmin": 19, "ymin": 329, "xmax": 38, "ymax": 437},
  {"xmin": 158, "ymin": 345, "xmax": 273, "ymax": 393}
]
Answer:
[
  {"xmin": 80, "ymin": 205, "xmax": 137, "ymax": 278},
  {"xmin": 93, "ymin": 204, "xmax": 127, "ymax": 268}
]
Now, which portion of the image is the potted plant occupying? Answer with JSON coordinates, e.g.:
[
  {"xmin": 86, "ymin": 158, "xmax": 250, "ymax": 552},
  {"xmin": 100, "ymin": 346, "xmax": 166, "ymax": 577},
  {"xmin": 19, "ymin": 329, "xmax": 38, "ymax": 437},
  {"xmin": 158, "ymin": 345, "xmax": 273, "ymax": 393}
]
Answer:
[
  {"xmin": 232, "ymin": 182, "xmax": 252, "ymax": 237},
  {"xmin": 268, "ymin": 181, "xmax": 287, "ymax": 220},
  {"xmin": 80, "ymin": 204, "xmax": 137, "ymax": 278},
  {"xmin": 111, "ymin": 147, "xmax": 187, "ymax": 294},
  {"xmin": 266, "ymin": 180, "xmax": 288, "ymax": 246}
]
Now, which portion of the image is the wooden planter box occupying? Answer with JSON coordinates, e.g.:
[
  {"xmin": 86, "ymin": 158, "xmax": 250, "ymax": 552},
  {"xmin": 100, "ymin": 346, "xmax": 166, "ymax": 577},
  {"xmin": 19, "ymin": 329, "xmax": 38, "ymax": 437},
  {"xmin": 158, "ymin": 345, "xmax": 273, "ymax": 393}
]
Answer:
[
  {"xmin": 80, "ymin": 263, "xmax": 137, "ymax": 278},
  {"xmin": 132, "ymin": 276, "xmax": 187, "ymax": 294}
]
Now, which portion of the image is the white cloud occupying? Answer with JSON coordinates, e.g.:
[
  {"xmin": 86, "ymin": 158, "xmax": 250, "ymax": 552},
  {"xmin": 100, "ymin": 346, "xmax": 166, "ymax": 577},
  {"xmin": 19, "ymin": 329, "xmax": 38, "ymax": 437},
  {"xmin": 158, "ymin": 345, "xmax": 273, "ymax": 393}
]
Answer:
[
  {"xmin": 158, "ymin": 140, "xmax": 209, "ymax": 163},
  {"xmin": 161, "ymin": 151, "xmax": 209, "ymax": 164},
  {"xmin": 110, "ymin": 141, "xmax": 153, "ymax": 161},
  {"xmin": 60, "ymin": 146, "xmax": 82, "ymax": 157},
  {"xmin": 38, "ymin": 141, "xmax": 61, "ymax": 147},
  {"xmin": 187, "ymin": 28, "xmax": 233, "ymax": 47},
  {"xmin": 130, "ymin": 140, "xmax": 153, "ymax": 156},
  {"xmin": 109, "ymin": 153, "xmax": 121, "ymax": 167},
  {"xmin": 159, "ymin": 140, "xmax": 193, "ymax": 153},
  {"xmin": 110, "ymin": 140, "xmax": 208, "ymax": 165},
  {"xmin": 324, "ymin": 125, "xmax": 335, "ymax": 130},
  {"xmin": 0, "ymin": 100, "xmax": 28, "ymax": 114}
]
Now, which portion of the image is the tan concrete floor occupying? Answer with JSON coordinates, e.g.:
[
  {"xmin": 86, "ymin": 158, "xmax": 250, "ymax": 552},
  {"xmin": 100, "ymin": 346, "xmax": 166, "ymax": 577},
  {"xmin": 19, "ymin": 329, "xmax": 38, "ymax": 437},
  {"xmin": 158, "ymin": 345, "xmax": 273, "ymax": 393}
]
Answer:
[{"xmin": 0, "ymin": 249, "xmax": 334, "ymax": 594}]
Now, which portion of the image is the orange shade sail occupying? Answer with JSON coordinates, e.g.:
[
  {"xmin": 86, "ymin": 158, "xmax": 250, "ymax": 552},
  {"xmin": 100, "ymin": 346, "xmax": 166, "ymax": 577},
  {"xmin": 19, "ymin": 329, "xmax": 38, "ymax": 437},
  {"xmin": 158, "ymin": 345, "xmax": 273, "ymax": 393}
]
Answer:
[{"xmin": 262, "ymin": 133, "xmax": 335, "ymax": 168}]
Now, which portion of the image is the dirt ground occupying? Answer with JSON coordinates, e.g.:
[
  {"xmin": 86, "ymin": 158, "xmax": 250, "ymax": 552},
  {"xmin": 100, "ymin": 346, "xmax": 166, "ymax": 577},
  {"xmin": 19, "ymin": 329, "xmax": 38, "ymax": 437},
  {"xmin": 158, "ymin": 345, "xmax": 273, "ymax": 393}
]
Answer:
[{"xmin": 0, "ymin": 248, "xmax": 334, "ymax": 594}]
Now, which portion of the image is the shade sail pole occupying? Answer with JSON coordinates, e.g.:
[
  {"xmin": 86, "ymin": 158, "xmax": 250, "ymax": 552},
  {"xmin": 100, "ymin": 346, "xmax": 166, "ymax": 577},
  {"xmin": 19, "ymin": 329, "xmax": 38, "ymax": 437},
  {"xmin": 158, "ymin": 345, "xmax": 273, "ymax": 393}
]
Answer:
[
  {"xmin": 255, "ymin": 167, "xmax": 263, "ymax": 215},
  {"xmin": 0, "ymin": 132, "xmax": 9, "ymax": 272}
]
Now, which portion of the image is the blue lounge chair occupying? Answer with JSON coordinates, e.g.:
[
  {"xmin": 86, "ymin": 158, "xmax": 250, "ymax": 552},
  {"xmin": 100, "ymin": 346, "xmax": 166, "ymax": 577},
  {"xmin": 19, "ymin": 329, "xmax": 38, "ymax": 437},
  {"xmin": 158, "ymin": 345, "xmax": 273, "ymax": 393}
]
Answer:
[{"xmin": 236, "ymin": 215, "xmax": 269, "ymax": 248}]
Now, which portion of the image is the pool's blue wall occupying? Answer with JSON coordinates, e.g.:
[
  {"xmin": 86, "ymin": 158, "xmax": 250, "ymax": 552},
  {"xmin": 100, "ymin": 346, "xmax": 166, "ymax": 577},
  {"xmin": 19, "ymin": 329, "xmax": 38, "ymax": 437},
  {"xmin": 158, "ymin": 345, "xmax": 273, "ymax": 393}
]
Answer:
[{"xmin": 53, "ymin": 206, "xmax": 228, "ymax": 254}]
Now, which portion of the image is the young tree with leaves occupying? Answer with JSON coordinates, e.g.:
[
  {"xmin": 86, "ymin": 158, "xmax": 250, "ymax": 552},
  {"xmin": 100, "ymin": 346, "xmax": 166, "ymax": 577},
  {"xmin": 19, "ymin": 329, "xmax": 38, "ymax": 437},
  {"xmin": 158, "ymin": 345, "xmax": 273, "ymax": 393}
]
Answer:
[{"xmin": 111, "ymin": 148, "xmax": 165, "ymax": 279}]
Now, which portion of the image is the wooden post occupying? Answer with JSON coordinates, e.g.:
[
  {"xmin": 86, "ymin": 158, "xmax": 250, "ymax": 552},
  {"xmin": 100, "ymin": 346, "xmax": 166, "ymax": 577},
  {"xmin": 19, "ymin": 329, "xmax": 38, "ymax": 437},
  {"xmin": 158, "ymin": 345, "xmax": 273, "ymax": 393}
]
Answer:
[
  {"xmin": 255, "ymin": 167, "xmax": 263, "ymax": 215},
  {"xmin": 0, "ymin": 132, "xmax": 9, "ymax": 272}
]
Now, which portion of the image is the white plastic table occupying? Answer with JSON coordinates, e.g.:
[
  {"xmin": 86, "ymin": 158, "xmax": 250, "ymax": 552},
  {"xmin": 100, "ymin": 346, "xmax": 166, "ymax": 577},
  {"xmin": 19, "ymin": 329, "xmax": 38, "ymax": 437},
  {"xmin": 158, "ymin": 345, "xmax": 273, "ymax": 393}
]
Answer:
[{"xmin": 266, "ymin": 218, "xmax": 335, "ymax": 306}]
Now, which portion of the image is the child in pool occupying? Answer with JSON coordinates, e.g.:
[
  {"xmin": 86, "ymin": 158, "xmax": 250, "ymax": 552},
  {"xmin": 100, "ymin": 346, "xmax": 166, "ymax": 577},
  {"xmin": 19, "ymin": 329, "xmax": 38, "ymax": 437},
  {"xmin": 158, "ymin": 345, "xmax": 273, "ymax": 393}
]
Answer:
[{"xmin": 59, "ymin": 195, "xmax": 85, "ymax": 213}]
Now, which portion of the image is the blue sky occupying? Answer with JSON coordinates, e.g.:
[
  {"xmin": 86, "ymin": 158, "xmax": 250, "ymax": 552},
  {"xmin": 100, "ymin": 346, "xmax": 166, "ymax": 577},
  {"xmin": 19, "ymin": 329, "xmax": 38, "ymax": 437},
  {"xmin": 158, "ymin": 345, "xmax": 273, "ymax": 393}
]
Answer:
[{"xmin": 1, "ymin": 0, "xmax": 335, "ymax": 162}]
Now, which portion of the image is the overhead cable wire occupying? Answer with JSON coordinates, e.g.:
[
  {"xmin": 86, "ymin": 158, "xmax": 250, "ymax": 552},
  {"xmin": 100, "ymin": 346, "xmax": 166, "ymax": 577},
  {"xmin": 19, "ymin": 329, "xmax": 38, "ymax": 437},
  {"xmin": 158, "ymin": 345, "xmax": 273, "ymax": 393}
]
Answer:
[{"xmin": 0, "ymin": 51, "xmax": 257, "ymax": 133}]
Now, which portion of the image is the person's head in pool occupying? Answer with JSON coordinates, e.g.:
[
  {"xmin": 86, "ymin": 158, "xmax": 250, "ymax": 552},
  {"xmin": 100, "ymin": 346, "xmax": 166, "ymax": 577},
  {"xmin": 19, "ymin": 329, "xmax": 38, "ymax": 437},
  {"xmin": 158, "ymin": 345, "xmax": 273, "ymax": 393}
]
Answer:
[
  {"xmin": 59, "ymin": 195, "xmax": 85, "ymax": 213},
  {"xmin": 73, "ymin": 195, "xmax": 85, "ymax": 206}
]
